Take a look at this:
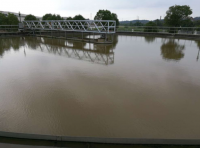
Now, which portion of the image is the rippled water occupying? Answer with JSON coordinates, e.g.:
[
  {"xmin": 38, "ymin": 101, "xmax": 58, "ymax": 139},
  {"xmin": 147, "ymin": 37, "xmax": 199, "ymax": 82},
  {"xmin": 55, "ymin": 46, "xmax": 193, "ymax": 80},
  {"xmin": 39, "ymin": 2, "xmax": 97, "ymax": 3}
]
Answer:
[{"xmin": 0, "ymin": 35, "xmax": 200, "ymax": 139}]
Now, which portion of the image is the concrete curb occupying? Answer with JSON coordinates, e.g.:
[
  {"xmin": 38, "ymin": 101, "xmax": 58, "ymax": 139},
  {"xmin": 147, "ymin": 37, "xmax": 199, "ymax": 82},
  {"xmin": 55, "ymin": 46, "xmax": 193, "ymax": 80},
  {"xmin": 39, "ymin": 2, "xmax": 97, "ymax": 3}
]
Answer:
[
  {"xmin": 116, "ymin": 31, "xmax": 200, "ymax": 39},
  {"xmin": 0, "ymin": 131, "xmax": 200, "ymax": 145}
]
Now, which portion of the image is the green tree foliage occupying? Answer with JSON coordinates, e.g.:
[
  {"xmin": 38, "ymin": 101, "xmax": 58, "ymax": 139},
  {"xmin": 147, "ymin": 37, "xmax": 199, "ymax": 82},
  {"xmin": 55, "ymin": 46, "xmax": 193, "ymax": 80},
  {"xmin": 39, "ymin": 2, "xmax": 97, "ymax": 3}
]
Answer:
[
  {"xmin": 154, "ymin": 19, "xmax": 163, "ymax": 26},
  {"xmin": 111, "ymin": 13, "xmax": 119, "ymax": 26},
  {"xmin": 66, "ymin": 17, "xmax": 73, "ymax": 20},
  {"xmin": 194, "ymin": 20, "xmax": 200, "ymax": 27},
  {"xmin": 181, "ymin": 18, "xmax": 194, "ymax": 27},
  {"xmin": 42, "ymin": 14, "xmax": 63, "ymax": 20},
  {"xmin": 94, "ymin": 10, "xmax": 119, "ymax": 26},
  {"xmin": 73, "ymin": 15, "xmax": 85, "ymax": 20},
  {"xmin": 7, "ymin": 13, "xmax": 19, "ymax": 25},
  {"xmin": 144, "ymin": 21, "xmax": 158, "ymax": 32},
  {"xmin": 42, "ymin": 14, "xmax": 52, "ymax": 20},
  {"xmin": 134, "ymin": 21, "xmax": 143, "ymax": 26},
  {"xmin": 0, "ymin": 13, "xmax": 8, "ymax": 25},
  {"xmin": 25, "ymin": 14, "xmax": 37, "ymax": 21},
  {"xmin": 164, "ymin": 5, "xmax": 193, "ymax": 27},
  {"xmin": 0, "ymin": 13, "xmax": 19, "ymax": 25}
]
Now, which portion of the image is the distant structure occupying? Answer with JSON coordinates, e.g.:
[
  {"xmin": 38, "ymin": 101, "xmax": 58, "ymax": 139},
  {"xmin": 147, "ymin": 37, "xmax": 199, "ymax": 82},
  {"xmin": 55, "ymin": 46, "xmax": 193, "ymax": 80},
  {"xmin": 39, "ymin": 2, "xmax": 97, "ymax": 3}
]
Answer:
[{"xmin": 0, "ymin": 11, "xmax": 42, "ymax": 21}]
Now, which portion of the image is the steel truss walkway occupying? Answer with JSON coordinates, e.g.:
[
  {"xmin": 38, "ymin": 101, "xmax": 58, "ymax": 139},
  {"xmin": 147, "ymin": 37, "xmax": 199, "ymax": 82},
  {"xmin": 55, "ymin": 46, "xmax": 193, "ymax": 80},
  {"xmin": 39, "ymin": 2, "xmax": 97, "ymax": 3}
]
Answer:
[{"xmin": 22, "ymin": 20, "xmax": 116, "ymax": 34}]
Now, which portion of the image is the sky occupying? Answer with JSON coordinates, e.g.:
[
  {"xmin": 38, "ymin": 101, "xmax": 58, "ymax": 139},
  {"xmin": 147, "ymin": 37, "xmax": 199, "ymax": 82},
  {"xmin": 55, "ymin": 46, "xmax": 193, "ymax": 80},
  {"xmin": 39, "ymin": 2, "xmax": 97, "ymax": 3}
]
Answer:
[{"xmin": 0, "ymin": 0, "xmax": 199, "ymax": 21}]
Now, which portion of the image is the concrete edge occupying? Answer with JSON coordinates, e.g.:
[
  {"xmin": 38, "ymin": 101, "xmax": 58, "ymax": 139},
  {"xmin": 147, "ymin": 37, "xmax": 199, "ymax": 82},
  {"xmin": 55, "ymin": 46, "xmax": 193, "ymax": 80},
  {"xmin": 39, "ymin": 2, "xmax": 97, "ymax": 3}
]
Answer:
[
  {"xmin": 0, "ymin": 131, "xmax": 200, "ymax": 145},
  {"xmin": 116, "ymin": 31, "xmax": 200, "ymax": 39}
]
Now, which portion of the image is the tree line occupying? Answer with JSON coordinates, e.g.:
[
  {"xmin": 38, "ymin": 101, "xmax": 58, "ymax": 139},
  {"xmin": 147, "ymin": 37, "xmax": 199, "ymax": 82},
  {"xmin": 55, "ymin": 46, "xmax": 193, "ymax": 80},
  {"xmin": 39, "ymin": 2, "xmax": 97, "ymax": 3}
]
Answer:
[
  {"xmin": 0, "ymin": 6, "xmax": 200, "ymax": 28},
  {"xmin": 122, "ymin": 5, "xmax": 200, "ymax": 27},
  {"xmin": 0, "ymin": 10, "xmax": 119, "ymax": 26},
  {"xmin": 0, "ymin": 13, "xmax": 19, "ymax": 25},
  {"xmin": 26, "ymin": 10, "xmax": 119, "ymax": 26}
]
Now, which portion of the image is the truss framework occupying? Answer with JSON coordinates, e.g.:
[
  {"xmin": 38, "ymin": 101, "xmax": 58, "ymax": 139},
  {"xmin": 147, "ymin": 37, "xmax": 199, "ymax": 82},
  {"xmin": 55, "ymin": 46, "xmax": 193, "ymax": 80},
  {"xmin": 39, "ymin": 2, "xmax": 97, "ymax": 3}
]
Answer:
[
  {"xmin": 25, "ymin": 38, "xmax": 114, "ymax": 65},
  {"xmin": 23, "ymin": 20, "xmax": 116, "ymax": 34}
]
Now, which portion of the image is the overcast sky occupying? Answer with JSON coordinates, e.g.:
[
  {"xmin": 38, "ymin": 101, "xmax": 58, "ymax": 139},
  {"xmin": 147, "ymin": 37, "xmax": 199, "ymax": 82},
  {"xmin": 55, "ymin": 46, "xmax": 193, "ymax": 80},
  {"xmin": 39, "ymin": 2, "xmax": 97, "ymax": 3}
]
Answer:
[{"xmin": 0, "ymin": 0, "xmax": 199, "ymax": 20}]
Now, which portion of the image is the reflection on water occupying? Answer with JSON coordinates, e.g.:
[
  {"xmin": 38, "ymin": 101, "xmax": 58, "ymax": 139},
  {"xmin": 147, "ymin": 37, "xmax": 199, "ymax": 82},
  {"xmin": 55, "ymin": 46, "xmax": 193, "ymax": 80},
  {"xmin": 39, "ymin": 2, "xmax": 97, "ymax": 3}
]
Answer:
[
  {"xmin": 0, "ymin": 37, "xmax": 23, "ymax": 57},
  {"xmin": 1, "ymin": 36, "xmax": 118, "ymax": 65},
  {"xmin": 144, "ymin": 36, "xmax": 156, "ymax": 43},
  {"xmin": 1, "ymin": 36, "xmax": 198, "ymax": 63},
  {"xmin": 28, "ymin": 37, "xmax": 116, "ymax": 65},
  {"xmin": 0, "ymin": 35, "xmax": 200, "ymax": 139},
  {"xmin": 161, "ymin": 39, "xmax": 185, "ymax": 61},
  {"xmin": 196, "ymin": 41, "xmax": 200, "ymax": 61}
]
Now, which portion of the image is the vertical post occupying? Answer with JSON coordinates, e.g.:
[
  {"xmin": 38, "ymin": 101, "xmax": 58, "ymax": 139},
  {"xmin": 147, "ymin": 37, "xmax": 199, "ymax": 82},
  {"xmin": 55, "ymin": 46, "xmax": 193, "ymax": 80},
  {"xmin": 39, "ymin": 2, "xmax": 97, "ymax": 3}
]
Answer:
[
  {"xmin": 65, "ymin": 31, "xmax": 66, "ymax": 38},
  {"xmin": 112, "ymin": 34, "xmax": 114, "ymax": 43},
  {"xmin": 19, "ymin": 12, "xmax": 21, "ymax": 23},
  {"xmin": 108, "ymin": 20, "xmax": 109, "ymax": 33},
  {"xmin": 114, "ymin": 21, "xmax": 116, "ymax": 33}
]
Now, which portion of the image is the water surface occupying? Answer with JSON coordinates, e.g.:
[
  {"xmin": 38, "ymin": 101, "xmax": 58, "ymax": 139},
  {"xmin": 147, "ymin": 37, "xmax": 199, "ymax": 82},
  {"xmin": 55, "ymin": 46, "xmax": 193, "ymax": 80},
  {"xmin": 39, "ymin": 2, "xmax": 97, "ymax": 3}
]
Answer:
[{"xmin": 0, "ymin": 35, "xmax": 200, "ymax": 139}]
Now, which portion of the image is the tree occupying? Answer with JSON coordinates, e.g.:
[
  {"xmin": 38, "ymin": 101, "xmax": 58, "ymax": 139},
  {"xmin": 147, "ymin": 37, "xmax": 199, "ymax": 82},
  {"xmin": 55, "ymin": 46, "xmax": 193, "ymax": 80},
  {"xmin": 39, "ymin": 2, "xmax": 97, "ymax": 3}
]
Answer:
[
  {"xmin": 164, "ymin": 5, "xmax": 193, "ymax": 27},
  {"xmin": 42, "ymin": 14, "xmax": 63, "ymax": 20},
  {"xmin": 0, "ymin": 13, "xmax": 8, "ymax": 25},
  {"xmin": 73, "ymin": 15, "xmax": 85, "ymax": 20},
  {"xmin": 7, "ymin": 13, "xmax": 19, "ymax": 25},
  {"xmin": 181, "ymin": 18, "xmax": 194, "ymax": 27},
  {"xmin": 154, "ymin": 19, "xmax": 163, "ymax": 26},
  {"xmin": 25, "ymin": 14, "xmax": 37, "ymax": 21},
  {"xmin": 66, "ymin": 17, "xmax": 73, "ymax": 20},
  {"xmin": 52, "ymin": 14, "xmax": 62, "ymax": 20},
  {"xmin": 194, "ymin": 20, "xmax": 200, "ymax": 27},
  {"xmin": 94, "ymin": 10, "xmax": 119, "ymax": 26},
  {"xmin": 42, "ymin": 13, "xmax": 52, "ymax": 20},
  {"xmin": 0, "ymin": 13, "xmax": 19, "ymax": 25},
  {"xmin": 111, "ymin": 13, "xmax": 119, "ymax": 26},
  {"xmin": 144, "ymin": 21, "xmax": 158, "ymax": 32},
  {"xmin": 134, "ymin": 21, "xmax": 143, "ymax": 26}
]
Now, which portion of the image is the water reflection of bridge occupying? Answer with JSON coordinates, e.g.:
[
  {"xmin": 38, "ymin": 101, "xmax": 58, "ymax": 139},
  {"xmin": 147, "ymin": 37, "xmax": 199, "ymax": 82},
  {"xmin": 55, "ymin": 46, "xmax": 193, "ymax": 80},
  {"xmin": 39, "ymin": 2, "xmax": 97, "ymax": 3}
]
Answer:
[{"xmin": 25, "ymin": 37, "xmax": 115, "ymax": 65}]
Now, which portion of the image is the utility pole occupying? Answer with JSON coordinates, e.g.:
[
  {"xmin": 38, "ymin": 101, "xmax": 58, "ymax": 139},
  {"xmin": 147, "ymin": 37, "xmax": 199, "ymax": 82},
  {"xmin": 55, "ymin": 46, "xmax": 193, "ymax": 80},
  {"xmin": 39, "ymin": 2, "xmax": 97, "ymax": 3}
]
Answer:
[{"xmin": 19, "ymin": 12, "xmax": 21, "ymax": 22}]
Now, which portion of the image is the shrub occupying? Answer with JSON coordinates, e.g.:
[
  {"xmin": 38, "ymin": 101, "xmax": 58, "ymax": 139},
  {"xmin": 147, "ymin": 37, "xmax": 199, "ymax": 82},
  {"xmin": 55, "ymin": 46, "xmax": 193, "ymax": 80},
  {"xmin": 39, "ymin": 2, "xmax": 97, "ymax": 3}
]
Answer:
[{"xmin": 144, "ymin": 21, "xmax": 158, "ymax": 32}]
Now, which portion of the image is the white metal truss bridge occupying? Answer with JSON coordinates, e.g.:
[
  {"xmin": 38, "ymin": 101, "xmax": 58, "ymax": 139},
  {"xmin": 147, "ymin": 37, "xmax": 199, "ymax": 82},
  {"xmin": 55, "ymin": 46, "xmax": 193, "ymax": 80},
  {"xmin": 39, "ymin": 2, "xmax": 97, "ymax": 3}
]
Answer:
[{"xmin": 22, "ymin": 20, "xmax": 116, "ymax": 34}]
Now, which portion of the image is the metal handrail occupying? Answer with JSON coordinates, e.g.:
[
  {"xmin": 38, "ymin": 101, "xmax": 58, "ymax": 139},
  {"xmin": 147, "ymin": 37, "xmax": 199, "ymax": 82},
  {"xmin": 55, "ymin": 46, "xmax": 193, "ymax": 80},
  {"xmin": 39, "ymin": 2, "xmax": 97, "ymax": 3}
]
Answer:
[
  {"xmin": 23, "ymin": 20, "xmax": 116, "ymax": 34},
  {"xmin": 117, "ymin": 26, "xmax": 200, "ymax": 35},
  {"xmin": 119, "ymin": 26, "xmax": 200, "ymax": 28}
]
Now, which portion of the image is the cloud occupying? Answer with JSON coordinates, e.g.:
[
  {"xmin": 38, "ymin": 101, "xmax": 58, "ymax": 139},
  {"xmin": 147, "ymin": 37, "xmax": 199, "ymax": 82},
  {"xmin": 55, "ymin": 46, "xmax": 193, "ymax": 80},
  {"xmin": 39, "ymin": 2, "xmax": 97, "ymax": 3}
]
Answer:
[{"xmin": 0, "ymin": 0, "xmax": 199, "ymax": 20}]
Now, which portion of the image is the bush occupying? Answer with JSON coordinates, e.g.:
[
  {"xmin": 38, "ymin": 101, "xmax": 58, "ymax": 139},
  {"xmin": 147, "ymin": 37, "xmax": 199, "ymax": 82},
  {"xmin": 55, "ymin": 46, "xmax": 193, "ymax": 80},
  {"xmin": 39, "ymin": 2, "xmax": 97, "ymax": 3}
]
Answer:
[
  {"xmin": 0, "ymin": 13, "xmax": 19, "ymax": 25},
  {"xmin": 168, "ymin": 28, "xmax": 178, "ymax": 33},
  {"xmin": 196, "ymin": 25, "xmax": 200, "ymax": 31},
  {"xmin": 25, "ymin": 14, "xmax": 37, "ymax": 21},
  {"xmin": 144, "ymin": 21, "xmax": 158, "ymax": 32}
]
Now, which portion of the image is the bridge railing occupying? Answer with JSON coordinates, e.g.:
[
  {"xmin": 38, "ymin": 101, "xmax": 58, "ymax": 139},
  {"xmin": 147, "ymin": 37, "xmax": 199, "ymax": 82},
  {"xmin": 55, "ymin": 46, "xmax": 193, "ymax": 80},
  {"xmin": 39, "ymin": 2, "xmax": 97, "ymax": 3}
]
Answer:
[
  {"xmin": 0, "ymin": 25, "xmax": 19, "ymax": 33},
  {"xmin": 117, "ymin": 26, "xmax": 200, "ymax": 35},
  {"xmin": 23, "ymin": 20, "xmax": 116, "ymax": 34}
]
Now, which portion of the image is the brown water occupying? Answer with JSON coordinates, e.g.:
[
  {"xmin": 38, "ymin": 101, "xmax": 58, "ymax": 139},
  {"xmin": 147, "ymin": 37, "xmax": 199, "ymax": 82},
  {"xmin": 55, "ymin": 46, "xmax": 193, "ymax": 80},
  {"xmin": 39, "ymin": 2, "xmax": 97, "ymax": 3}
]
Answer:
[{"xmin": 0, "ymin": 35, "xmax": 200, "ymax": 139}]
